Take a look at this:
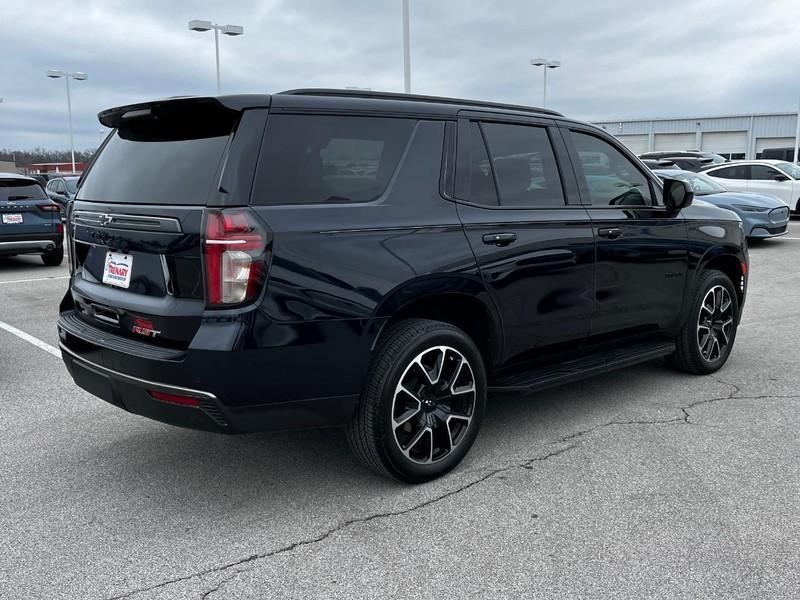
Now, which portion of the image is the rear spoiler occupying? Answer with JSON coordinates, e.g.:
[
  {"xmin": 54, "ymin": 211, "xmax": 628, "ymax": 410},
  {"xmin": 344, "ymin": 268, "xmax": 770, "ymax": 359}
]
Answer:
[{"xmin": 98, "ymin": 95, "xmax": 270, "ymax": 129}]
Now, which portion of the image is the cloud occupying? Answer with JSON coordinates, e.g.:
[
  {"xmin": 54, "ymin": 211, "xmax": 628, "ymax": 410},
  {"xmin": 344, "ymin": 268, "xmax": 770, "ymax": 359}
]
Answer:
[{"xmin": 1, "ymin": 0, "xmax": 798, "ymax": 150}]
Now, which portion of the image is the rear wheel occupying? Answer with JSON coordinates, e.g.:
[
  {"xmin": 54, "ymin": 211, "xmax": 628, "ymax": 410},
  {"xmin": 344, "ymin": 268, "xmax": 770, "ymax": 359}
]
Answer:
[
  {"xmin": 347, "ymin": 319, "xmax": 486, "ymax": 483},
  {"xmin": 669, "ymin": 269, "xmax": 739, "ymax": 374},
  {"xmin": 41, "ymin": 245, "xmax": 64, "ymax": 266}
]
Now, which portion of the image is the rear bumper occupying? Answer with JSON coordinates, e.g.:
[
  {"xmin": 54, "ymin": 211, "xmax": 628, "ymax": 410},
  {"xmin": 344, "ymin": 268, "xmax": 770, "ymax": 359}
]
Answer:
[
  {"xmin": 58, "ymin": 308, "xmax": 374, "ymax": 433},
  {"xmin": 60, "ymin": 341, "xmax": 359, "ymax": 433},
  {"xmin": 0, "ymin": 234, "xmax": 62, "ymax": 255}
]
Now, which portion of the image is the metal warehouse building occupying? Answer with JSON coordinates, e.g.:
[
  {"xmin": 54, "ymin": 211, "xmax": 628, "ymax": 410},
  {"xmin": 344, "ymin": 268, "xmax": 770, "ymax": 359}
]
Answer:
[{"xmin": 593, "ymin": 112, "xmax": 799, "ymax": 160}]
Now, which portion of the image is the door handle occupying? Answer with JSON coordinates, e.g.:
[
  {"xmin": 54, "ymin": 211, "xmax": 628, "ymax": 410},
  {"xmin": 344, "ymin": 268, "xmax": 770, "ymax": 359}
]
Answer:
[
  {"xmin": 482, "ymin": 232, "xmax": 517, "ymax": 246},
  {"xmin": 597, "ymin": 227, "xmax": 623, "ymax": 240}
]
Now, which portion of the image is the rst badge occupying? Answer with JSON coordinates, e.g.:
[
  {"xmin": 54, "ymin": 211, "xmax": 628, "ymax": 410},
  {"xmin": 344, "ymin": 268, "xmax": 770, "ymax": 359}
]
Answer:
[
  {"xmin": 102, "ymin": 251, "xmax": 133, "ymax": 288},
  {"xmin": 131, "ymin": 316, "xmax": 161, "ymax": 338}
]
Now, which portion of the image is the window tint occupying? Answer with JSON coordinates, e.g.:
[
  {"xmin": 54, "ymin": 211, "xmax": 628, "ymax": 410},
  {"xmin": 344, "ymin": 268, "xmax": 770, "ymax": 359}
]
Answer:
[
  {"xmin": 481, "ymin": 122, "xmax": 565, "ymax": 207},
  {"xmin": 750, "ymin": 165, "xmax": 780, "ymax": 181},
  {"xmin": 708, "ymin": 165, "xmax": 749, "ymax": 180},
  {"xmin": 0, "ymin": 179, "xmax": 46, "ymax": 201},
  {"xmin": 253, "ymin": 115, "xmax": 415, "ymax": 205},
  {"xmin": 460, "ymin": 121, "xmax": 498, "ymax": 206},
  {"xmin": 571, "ymin": 131, "xmax": 652, "ymax": 206},
  {"xmin": 78, "ymin": 133, "xmax": 230, "ymax": 205}
]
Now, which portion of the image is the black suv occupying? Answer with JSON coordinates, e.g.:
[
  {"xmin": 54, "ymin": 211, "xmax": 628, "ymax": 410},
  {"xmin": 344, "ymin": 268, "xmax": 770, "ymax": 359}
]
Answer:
[{"xmin": 58, "ymin": 90, "xmax": 748, "ymax": 482}]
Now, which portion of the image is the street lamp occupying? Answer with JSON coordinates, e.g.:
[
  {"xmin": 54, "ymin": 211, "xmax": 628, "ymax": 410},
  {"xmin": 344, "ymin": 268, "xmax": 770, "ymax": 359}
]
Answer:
[
  {"xmin": 46, "ymin": 69, "xmax": 88, "ymax": 174},
  {"xmin": 530, "ymin": 58, "xmax": 560, "ymax": 108},
  {"xmin": 188, "ymin": 19, "xmax": 244, "ymax": 94},
  {"xmin": 402, "ymin": 0, "xmax": 411, "ymax": 93}
]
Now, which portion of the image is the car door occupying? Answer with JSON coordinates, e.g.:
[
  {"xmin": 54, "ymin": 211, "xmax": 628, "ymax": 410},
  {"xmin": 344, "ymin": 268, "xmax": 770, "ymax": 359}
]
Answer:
[
  {"xmin": 562, "ymin": 127, "xmax": 689, "ymax": 340},
  {"xmin": 747, "ymin": 164, "xmax": 793, "ymax": 206},
  {"xmin": 704, "ymin": 164, "xmax": 750, "ymax": 194},
  {"xmin": 453, "ymin": 114, "xmax": 595, "ymax": 363}
]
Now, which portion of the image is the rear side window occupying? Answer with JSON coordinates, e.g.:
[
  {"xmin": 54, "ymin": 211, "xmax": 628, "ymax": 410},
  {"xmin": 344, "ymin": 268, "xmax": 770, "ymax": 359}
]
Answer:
[
  {"xmin": 708, "ymin": 165, "xmax": 749, "ymax": 180},
  {"xmin": 252, "ymin": 115, "xmax": 415, "ymax": 205},
  {"xmin": 77, "ymin": 103, "xmax": 237, "ymax": 205},
  {"xmin": 481, "ymin": 122, "xmax": 565, "ymax": 207},
  {"xmin": 571, "ymin": 131, "xmax": 653, "ymax": 206},
  {"xmin": 458, "ymin": 121, "xmax": 498, "ymax": 206},
  {"xmin": 0, "ymin": 179, "xmax": 46, "ymax": 201}
]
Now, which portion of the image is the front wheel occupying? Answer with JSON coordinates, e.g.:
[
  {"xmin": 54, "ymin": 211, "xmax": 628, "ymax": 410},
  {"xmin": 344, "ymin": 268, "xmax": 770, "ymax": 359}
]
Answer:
[
  {"xmin": 669, "ymin": 269, "xmax": 739, "ymax": 374},
  {"xmin": 347, "ymin": 319, "xmax": 486, "ymax": 483}
]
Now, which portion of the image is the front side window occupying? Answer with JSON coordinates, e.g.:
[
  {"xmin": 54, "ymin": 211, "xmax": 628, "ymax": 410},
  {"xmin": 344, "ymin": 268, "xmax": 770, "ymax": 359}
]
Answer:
[
  {"xmin": 480, "ymin": 122, "xmax": 565, "ymax": 208},
  {"xmin": 750, "ymin": 165, "xmax": 781, "ymax": 181},
  {"xmin": 253, "ymin": 115, "xmax": 416, "ymax": 205},
  {"xmin": 571, "ymin": 131, "xmax": 652, "ymax": 206}
]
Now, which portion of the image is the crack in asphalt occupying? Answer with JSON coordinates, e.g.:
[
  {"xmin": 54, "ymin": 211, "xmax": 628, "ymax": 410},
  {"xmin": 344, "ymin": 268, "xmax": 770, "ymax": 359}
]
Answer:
[
  {"xmin": 103, "ymin": 374, "xmax": 800, "ymax": 600},
  {"xmin": 199, "ymin": 568, "xmax": 249, "ymax": 600},
  {"xmin": 103, "ymin": 445, "xmax": 576, "ymax": 600}
]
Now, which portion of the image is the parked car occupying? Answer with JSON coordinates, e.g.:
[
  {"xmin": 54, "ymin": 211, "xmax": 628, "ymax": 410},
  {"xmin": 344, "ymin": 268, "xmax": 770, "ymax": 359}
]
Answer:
[
  {"xmin": 701, "ymin": 160, "xmax": 800, "ymax": 213},
  {"xmin": 58, "ymin": 90, "xmax": 748, "ymax": 482},
  {"xmin": 0, "ymin": 173, "xmax": 64, "ymax": 265},
  {"xmin": 653, "ymin": 169, "xmax": 789, "ymax": 239},
  {"xmin": 641, "ymin": 158, "xmax": 678, "ymax": 170},
  {"xmin": 639, "ymin": 150, "xmax": 727, "ymax": 164},
  {"xmin": 760, "ymin": 147, "xmax": 799, "ymax": 162},
  {"xmin": 45, "ymin": 175, "xmax": 80, "ymax": 210}
]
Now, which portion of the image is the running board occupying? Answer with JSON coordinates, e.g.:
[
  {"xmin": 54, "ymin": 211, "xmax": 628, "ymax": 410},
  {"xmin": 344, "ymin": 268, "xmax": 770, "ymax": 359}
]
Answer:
[{"xmin": 488, "ymin": 341, "xmax": 676, "ymax": 394}]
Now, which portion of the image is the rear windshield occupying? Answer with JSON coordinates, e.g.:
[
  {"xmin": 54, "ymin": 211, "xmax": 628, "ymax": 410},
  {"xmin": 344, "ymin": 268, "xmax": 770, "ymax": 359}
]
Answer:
[
  {"xmin": 0, "ymin": 179, "xmax": 46, "ymax": 201},
  {"xmin": 252, "ymin": 115, "xmax": 416, "ymax": 205},
  {"xmin": 77, "ymin": 103, "xmax": 236, "ymax": 205}
]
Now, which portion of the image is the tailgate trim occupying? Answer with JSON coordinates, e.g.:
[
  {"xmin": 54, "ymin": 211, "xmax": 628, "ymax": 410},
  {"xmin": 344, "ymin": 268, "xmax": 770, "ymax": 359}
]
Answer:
[{"xmin": 72, "ymin": 210, "xmax": 182, "ymax": 233}]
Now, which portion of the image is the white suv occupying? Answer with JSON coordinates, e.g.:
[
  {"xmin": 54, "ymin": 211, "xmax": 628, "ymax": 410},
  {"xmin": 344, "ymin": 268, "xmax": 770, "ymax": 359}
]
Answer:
[{"xmin": 703, "ymin": 160, "xmax": 800, "ymax": 212}]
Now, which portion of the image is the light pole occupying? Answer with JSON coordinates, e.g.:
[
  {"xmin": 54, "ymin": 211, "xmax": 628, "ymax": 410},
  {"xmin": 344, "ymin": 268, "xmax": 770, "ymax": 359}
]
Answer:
[
  {"xmin": 46, "ymin": 70, "xmax": 87, "ymax": 174},
  {"xmin": 188, "ymin": 20, "xmax": 244, "ymax": 94},
  {"xmin": 530, "ymin": 58, "xmax": 561, "ymax": 108},
  {"xmin": 793, "ymin": 93, "xmax": 800, "ymax": 164},
  {"xmin": 402, "ymin": 0, "xmax": 411, "ymax": 93}
]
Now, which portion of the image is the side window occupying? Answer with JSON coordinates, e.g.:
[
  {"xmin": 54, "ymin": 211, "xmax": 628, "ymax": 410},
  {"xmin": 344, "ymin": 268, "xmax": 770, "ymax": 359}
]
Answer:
[
  {"xmin": 750, "ymin": 165, "xmax": 780, "ymax": 181},
  {"xmin": 708, "ymin": 165, "xmax": 749, "ymax": 180},
  {"xmin": 461, "ymin": 121, "xmax": 498, "ymax": 206},
  {"xmin": 252, "ymin": 115, "xmax": 416, "ymax": 205},
  {"xmin": 570, "ymin": 131, "xmax": 653, "ymax": 206},
  {"xmin": 481, "ymin": 122, "xmax": 565, "ymax": 207},
  {"xmin": 54, "ymin": 180, "xmax": 65, "ymax": 193}
]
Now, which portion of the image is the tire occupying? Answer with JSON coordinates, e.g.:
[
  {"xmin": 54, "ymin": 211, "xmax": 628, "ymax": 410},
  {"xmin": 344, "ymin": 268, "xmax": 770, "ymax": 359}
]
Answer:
[
  {"xmin": 41, "ymin": 245, "xmax": 64, "ymax": 267},
  {"xmin": 347, "ymin": 318, "xmax": 486, "ymax": 483},
  {"xmin": 669, "ymin": 269, "xmax": 739, "ymax": 375}
]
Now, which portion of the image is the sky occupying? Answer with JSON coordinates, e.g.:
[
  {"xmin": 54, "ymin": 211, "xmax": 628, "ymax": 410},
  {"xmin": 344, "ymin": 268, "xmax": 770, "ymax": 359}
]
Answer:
[{"xmin": 1, "ymin": 0, "xmax": 799, "ymax": 151}]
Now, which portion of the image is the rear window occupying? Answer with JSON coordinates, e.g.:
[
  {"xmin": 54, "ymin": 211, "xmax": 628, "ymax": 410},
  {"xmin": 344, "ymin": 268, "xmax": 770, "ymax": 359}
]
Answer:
[
  {"xmin": 252, "ymin": 115, "xmax": 416, "ymax": 205},
  {"xmin": 0, "ymin": 179, "xmax": 46, "ymax": 201},
  {"xmin": 77, "ymin": 103, "xmax": 236, "ymax": 205}
]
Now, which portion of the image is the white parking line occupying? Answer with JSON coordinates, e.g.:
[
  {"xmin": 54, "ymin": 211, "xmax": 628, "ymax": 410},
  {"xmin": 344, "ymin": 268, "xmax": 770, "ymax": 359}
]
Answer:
[
  {"xmin": 0, "ymin": 276, "xmax": 70, "ymax": 285},
  {"xmin": 0, "ymin": 320, "xmax": 61, "ymax": 358}
]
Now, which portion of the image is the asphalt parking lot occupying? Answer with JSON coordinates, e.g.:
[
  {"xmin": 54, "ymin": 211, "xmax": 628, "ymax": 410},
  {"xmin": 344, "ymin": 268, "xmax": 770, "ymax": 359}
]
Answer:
[{"xmin": 1, "ymin": 224, "xmax": 799, "ymax": 600}]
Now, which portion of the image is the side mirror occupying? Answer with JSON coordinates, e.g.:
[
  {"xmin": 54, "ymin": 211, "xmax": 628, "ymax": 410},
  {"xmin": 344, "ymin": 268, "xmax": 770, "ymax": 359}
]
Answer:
[
  {"xmin": 662, "ymin": 178, "xmax": 694, "ymax": 212},
  {"xmin": 773, "ymin": 173, "xmax": 790, "ymax": 182}
]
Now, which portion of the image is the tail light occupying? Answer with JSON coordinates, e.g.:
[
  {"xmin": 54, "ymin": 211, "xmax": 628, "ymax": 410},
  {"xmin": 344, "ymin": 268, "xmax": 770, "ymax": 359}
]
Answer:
[
  {"xmin": 203, "ymin": 209, "xmax": 267, "ymax": 307},
  {"xmin": 37, "ymin": 203, "xmax": 61, "ymax": 212}
]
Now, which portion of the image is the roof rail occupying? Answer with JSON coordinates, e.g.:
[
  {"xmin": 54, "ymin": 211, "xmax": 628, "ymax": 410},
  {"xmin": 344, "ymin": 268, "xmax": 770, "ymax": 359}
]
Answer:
[{"xmin": 278, "ymin": 88, "xmax": 563, "ymax": 117}]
